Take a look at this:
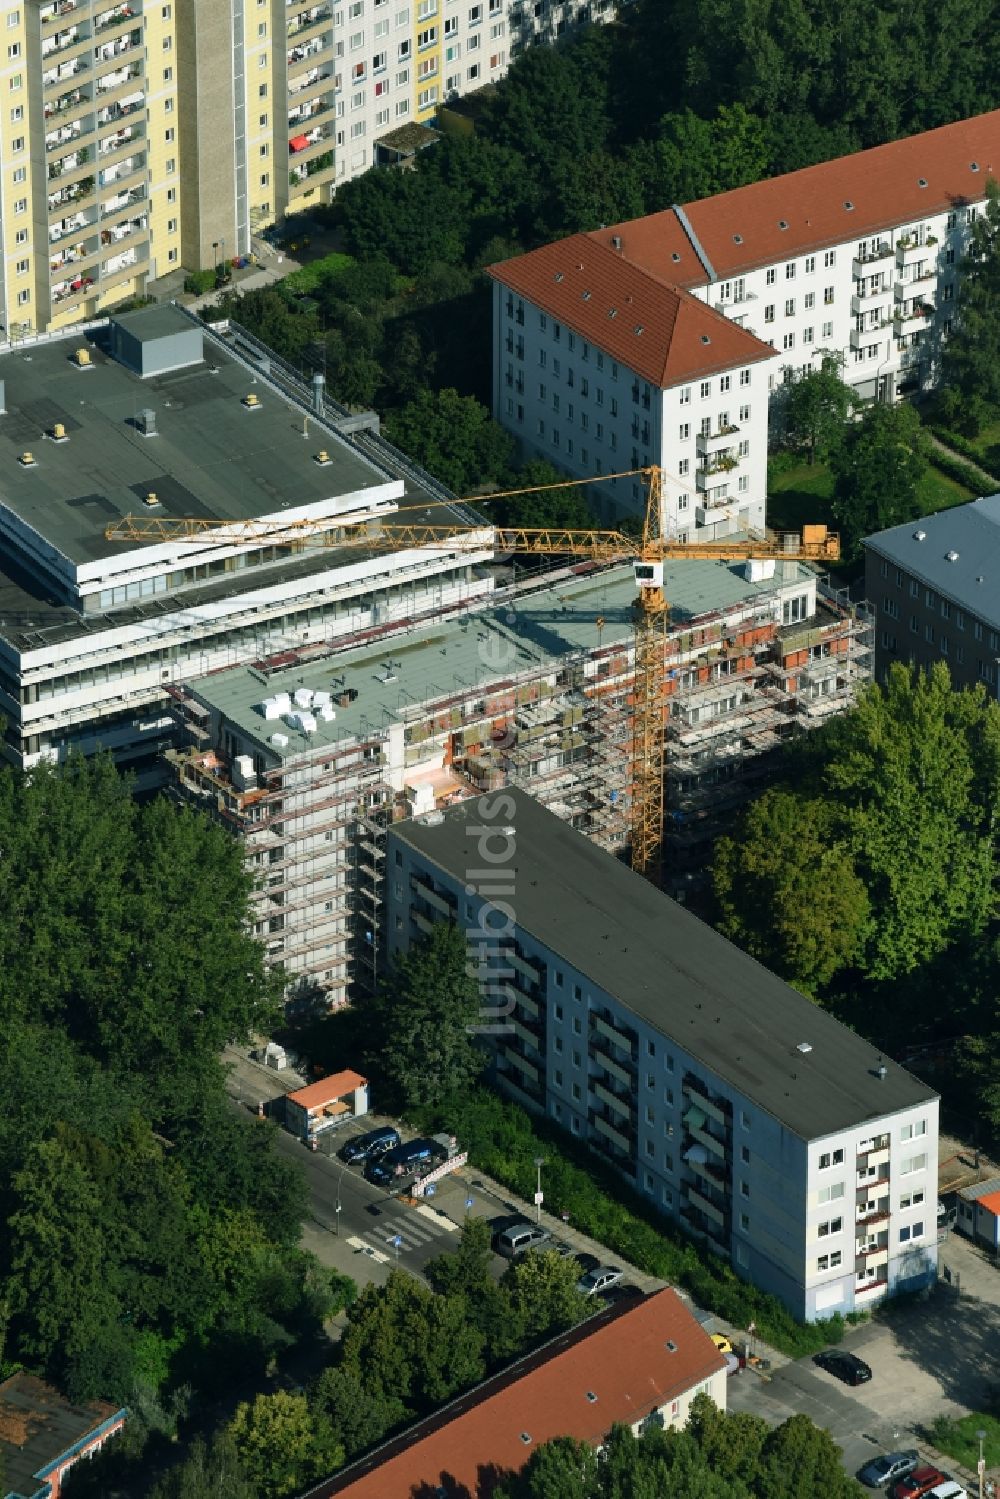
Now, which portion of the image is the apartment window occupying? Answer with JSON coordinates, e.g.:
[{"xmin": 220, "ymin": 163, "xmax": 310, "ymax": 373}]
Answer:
[
  {"xmin": 14, "ymin": 228, "xmax": 26, "ymax": 245},
  {"xmin": 739, "ymin": 404, "xmax": 750, "ymax": 422},
  {"xmin": 9, "ymin": 73, "xmax": 21, "ymax": 91},
  {"xmin": 740, "ymin": 1181, "xmax": 750, "ymax": 1199},
  {"xmin": 899, "ymin": 1223, "xmax": 923, "ymax": 1243},
  {"xmin": 818, "ymin": 1182, "xmax": 845, "ymax": 1203},
  {"xmin": 900, "ymin": 1120, "xmax": 927, "ymax": 1140},
  {"xmin": 817, "ymin": 1216, "xmax": 843, "ymax": 1236},
  {"xmin": 900, "ymin": 1153, "xmax": 928, "ymax": 1175},
  {"xmin": 764, "ymin": 304, "xmax": 775, "ymax": 323},
  {"xmin": 11, "ymin": 166, "xmax": 25, "ymax": 184},
  {"xmin": 16, "ymin": 289, "xmax": 29, "ymax": 306},
  {"xmin": 765, "ymin": 268, "xmax": 776, "ymax": 285},
  {"xmin": 166, "ymin": 157, "xmax": 176, "ymax": 173},
  {"xmin": 10, "ymin": 134, "xmax": 23, "ymax": 153},
  {"xmin": 7, "ymin": 42, "xmax": 20, "ymax": 59},
  {"xmin": 679, "ymin": 423, "xmax": 690, "ymax": 441},
  {"xmin": 678, "ymin": 458, "xmax": 689, "ymax": 477},
  {"xmin": 167, "ymin": 187, "xmax": 177, "ymax": 202},
  {"xmin": 805, "ymin": 255, "xmax": 816, "ymax": 272},
  {"xmin": 679, "ymin": 385, "xmax": 691, "ymax": 405},
  {"xmin": 165, "ymin": 126, "xmax": 175, "ymax": 143},
  {"xmin": 417, "ymin": 25, "xmax": 437, "ymax": 45},
  {"xmin": 6, "ymin": 9, "xmax": 18, "ymax": 23},
  {"xmin": 14, "ymin": 256, "xmax": 28, "ymax": 276},
  {"xmin": 13, "ymin": 197, "xmax": 25, "ymax": 214},
  {"xmin": 784, "ymin": 298, "xmax": 795, "ymax": 316},
  {"xmin": 740, "ymin": 1145, "xmax": 750, "ymax": 1164},
  {"xmin": 822, "ymin": 321, "xmax": 833, "ymax": 338},
  {"xmin": 10, "ymin": 105, "xmax": 22, "ymax": 123},
  {"xmin": 824, "ymin": 250, "xmax": 836, "ymax": 266},
  {"xmin": 803, "ymin": 326, "xmax": 814, "ymax": 344},
  {"xmin": 818, "ymin": 1148, "xmax": 844, "ymax": 1167},
  {"xmin": 398, "ymin": 38, "xmax": 411, "ymax": 56},
  {"xmin": 720, "ymin": 374, "xmax": 731, "ymax": 392},
  {"xmin": 257, "ymin": 20, "xmax": 267, "ymax": 34},
  {"xmin": 823, "ymin": 286, "xmax": 835, "ymax": 304},
  {"xmin": 164, "ymin": 65, "xmax": 174, "ymax": 81},
  {"xmin": 162, "ymin": 35, "xmax": 172, "ymax": 50},
  {"xmin": 899, "ymin": 1190, "xmax": 925, "ymax": 1209},
  {"xmin": 698, "ymin": 379, "xmax": 710, "ymax": 398},
  {"xmin": 782, "ymin": 333, "xmax": 795, "ymax": 350}
]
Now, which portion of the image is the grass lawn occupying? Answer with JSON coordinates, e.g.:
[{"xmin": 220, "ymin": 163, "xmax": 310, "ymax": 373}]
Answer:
[
  {"xmin": 281, "ymin": 250, "xmax": 356, "ymax": 296},
  {"xmin": 930, "ymin": 1412, "xmax": 1000, "ymax": 1470},
  {"xmin": 767, "ymin": 458, "xmax": 976, "ymax": 531},
  {"xmin": 917, "ymin": 464, "xmax": 978, "ymax": 512},
  {"xmin": 766, "ymin": 460, "xmax": 835, "ymax": 531}
]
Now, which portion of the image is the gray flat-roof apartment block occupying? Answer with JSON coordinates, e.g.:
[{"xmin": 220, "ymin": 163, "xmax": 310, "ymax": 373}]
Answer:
[
  {"xmin": 387, "ymin": 789, "xmax": 939, "ymax": 1321},
  {"xmin": 865, "ymin": 495, "xmax": 1000, "ymax": 690},
  {"xmin": 167, "ymin": 560, "xmax": 869, "ymax": 1001},
  {"xmin": 0, "ymin": 304, "xmax": 492, "ymax": 779}
]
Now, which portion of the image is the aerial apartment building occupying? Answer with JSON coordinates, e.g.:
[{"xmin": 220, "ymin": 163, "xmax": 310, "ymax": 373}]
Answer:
[
  {"xmin": 0, "ymin": 302, "xmax": 491, "ymax": 779},
  {"xmin": 865, "ymin": 494, "xmax": 1000, "ymax": 690},
  {"xmin": 0, "ymin": 0, "xmax": 625, "ymax": 338},
  {"xmin": 387, "ymin": 788, "xmax": 940, "ymax": 1321},
  {"xmin": 165, "ymin": 557, "xmax": 870, "ymax": 1002},
  {"xmin": 489, "ymin": 109, "xmax": 1000, "ymax": 530}
]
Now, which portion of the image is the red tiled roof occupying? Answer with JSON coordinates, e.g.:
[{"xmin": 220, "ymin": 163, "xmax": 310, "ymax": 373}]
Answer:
[
  {"xmin": 487, "ymin": 234, "xmax": 777, "ymax": 388},
  {"xmin": 600, "ymin": 110, "xmax": 1000, "ymax": 284},
  {"xmin": 287, "ymin": 1070, "xmax": 367, "ymax": 1111},
  {"xmin": 975, "ymin": 1189, "xmax": 1000, "ymax": 1217},
  {"xmin": 308, "ymin": 1289, "xmax": 726, "ymax": 1499}
]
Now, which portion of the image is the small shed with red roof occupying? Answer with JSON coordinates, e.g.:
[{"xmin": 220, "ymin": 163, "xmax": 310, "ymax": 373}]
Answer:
[
  {"xmin": 284, "ymin": 1069, "xmax": 368, "ymax": 1145},
  {"xmin": 957, "ymin": 1176, "xmax": 1000, "ymax": 1249}
]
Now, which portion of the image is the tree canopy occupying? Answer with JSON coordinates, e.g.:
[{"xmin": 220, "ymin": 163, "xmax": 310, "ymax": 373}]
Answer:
[
  {"xmin": 778, "ymin": 356, "xmax": 855, "ymax": 466},
  {"xmin": 940, "ymin": 178, "xmax": 1000, "ymax": 434},
  {"xmin": 829, "ymin": 402, "xmax": 928, "ymax": 560}
]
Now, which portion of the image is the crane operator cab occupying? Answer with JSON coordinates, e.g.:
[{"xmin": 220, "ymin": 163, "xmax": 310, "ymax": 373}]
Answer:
[{"xmin": 633, "ymin": 560, "xmax": 664, "ymax": 591}]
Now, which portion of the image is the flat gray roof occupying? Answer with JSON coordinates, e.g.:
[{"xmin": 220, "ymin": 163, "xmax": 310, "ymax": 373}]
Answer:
[
  {"xmin": 392, "ymin": 788, "xmax": 937, "ymax": 1141},
  {"xmin": 0, "ymin": 318, "xmax": 385, "ymax": 566},
  {"xmin": 192, "ymin": 557, "xmax": 812, "ymax": 761},
  {"xmin": 865, "ymin": 495, "xmax": 1000, "ymax": 627},
  {"xmin": 112, "ymin": 302, "xmax": 196, "ymax": 342}
]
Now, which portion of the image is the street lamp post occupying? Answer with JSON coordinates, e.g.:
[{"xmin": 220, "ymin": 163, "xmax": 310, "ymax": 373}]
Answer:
[
  {"xmin": 977, "ymin": 1429, "xmax": 987, "ymax": 1499},
  {"xmin": 533, "ymin": 1156, "xmax": 545, "ymax": 1225},
  {"xmin": 334, "ymin": 1161, "xmax": 348, "ymax": 1236},
  {"xmin": 212, "ymin": 240, "xmax": 219, "ymax": 276}
]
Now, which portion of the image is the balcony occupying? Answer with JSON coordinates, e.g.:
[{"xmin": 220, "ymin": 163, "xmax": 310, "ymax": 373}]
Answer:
[
  {"xmin": 288, "ymin": 126, "xmax": 335, "ymax": 162},
  {"xmin": 893, "ymin": 305, "xmax": 932, "ymax": 339},
  {"xmin": 44, "ymin": 85, "xmax": 92, "ymax": 121},
  {"xmin": 52, "ymin": 273, "xmax": 96, "ymax": 306},
  {"xmin": 412, "ymin": 878, "xmax": 454, "ymax": 917},
  {"xmin": 685, "ymin": 1183, "xmax": 727, "ymax": 1228},
  {"xmin": 850, "ymin": 321, "xmax": 890, "ymax": 349},
  {"xmin": 101, "ymin": 186, "xmax": 145, "ymax": 224},
  {"xmin": 288, "ymin": 99, "xmax": 332, "ymax": 130},
  {"xmin": 856, "ymin": 1168, "xmax": 890, "ymax": 1193},
  {"xmin": 288, "ymin": 65, "xmax": 332, "ymax": 97},
  {"xmin": 48, "ymin": 176, "xmax": 95, "ymax": 213},
  {"xmin": 100, "ymin": 214, "xmax": 146, "ymax": 249},
  {"xmin": 93, "ymin": 26, "xmax": 142, "ymax": 65},
  {"xmin": 682, "ymin": 1075, "xmax": 731, "ymax": 1128},
  {"xmin": 411, "ymin": 908, "xmax": 433, "ymax": 936},
  {"xmin": 99, "ymin": 153, "xmax": 145, "ymax": 193},
  {"xmin": 287, "ymin": 34, "xmax": 333, "ymax": 76},
  {"xmin": 95, "ymin": 62, "xmax": 142, "ymax": 99},
  {"xmin": 500, "ymin": 1044, "xmax": 540, "ymax": 1086},
  {"xmin": 696, "ymin": 424, "xmax": 740, "ymax": 458},
  {"xmin": 44, "ymin": 57, "xmax": 89, "ymax": 96},
  {"xmin": 48, "ymin": 210, "xmax": 97, "ymax": 246},
  {"xmin": 695, "ymin": 473, "xmax": 732, "ymax": 502},
  {"xmin": 98, "ymin": 123, "xmax": 142, "ymax": 160},
  {"xmin": 509, "ymin": 948, "xmax": 541, "ymax": 986},
  {"xmin": 590, "ymin": 1111, "xmax": 632, "ymax": 1154},
  {"xmin": 511, "ymin": 1017, "xmax": 540, "ymax": 1052},
  {"xmin": 46, "ymin": 120, "xmax": 88, "ymax": 153},
  {"xmin": 896, "ymin": 237, "xmax": 929, "ymax": 269},
  {"xmin": 592, "ymin": 1079, "xmax": 632, "ymax": 1117},
  {"xmin": 49, "ymin": 239, "xmax": 98, "ymax": 276},
  {"xmin": 42, "ymin": 24, "xmax": 86, "ymax": 61},
  {"xmin": 287, "ymin": 6, "xmax": 333, "ymax": 39},
  {"xmin": 94, "ymin": 2, "xmax": 138, "ymax": 32},
  {"xmin": 592, "ymin": 1013, "xmax": 636, "ymax": 1055},
  {"xmin": 97, "ymin": 92, "xmax": 143, "ymax": 129},
  {"xmin": 851, "ymin": 243, "xmax": 893, "ymax": 276},
  {"xmin": 48, "ymin": 148, "xmax": 94, "ymax": 186},
  {"xmin": 856, "ymin": 1200, "xmax": 890, "ymax": 1227},
  {"xmin": 856, "ymin": 1134, "xmax": 890, "ymax": 1159},
  {"xmin": 592, "ymin": 1046, "xmax": 631, "ymax": 1086},
  {"xmin": 855, "ymin": 1275, "xmax": 888, "ymax": 1298},
  {"xmin": 41, "ymin": 1, "xmax": 80, "ymax": 23},
  {"xmin": 851, "ymin": 284, "xmax": 893, "ymax": 316}
]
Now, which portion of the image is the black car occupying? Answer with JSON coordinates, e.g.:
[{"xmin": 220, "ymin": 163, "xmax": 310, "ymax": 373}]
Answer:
[
  {"xmin": 813, "ymin": 1349, "xmax": 873, "ymax": 1386},
  {"xmin": 339, "ymin": 1126, "xmax": 400, "ymax": 1164},
  {"xmin": 364, "ymin": 1136, "xmax": 446, "ymax": 1186}
]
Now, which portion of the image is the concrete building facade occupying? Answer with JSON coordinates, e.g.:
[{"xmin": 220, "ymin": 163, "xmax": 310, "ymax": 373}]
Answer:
[
  {"xmin": 865, "ymin": 494, "xmax": 1000, "ymax": 691},
  {"xmin": 0, "ymin": 303, "xmax": 491, "ymax": 779},
  {"xmin": 489, "ymin": 111, "xmax": 1000, "ymax": 528},
  {"xmin": 165, "ymin": 557, "xmax": 870, "ymax": 1001},
  {"xmin": 0, "ymin": 0, "xmax": 629, "ymax": 338},
  {"xmin": 386, "ymin": 789, "xmax": 940, "ymax": 1321}
]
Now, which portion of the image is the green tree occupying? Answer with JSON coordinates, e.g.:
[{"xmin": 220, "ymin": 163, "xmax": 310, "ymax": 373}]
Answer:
[
  {"xmin": 339, "ymin": 1271, "xmax": 485, "ymax": 1412},
  {"xmin": 941, "ymin": 179, "xmax": 1000, "ymax": 433},
  {"xmin": 756, "ymin": 1413, "xmax": 861, "ymax": 1499},
  {"xmin": 779, "ymin": 355, "xmax": 855, "ymax": 464},
  {"xmin": 686, "ymin": 1391, "xmax": 769, "ymax": 1481},
  {"xmin": 830, "ymin": 401, "xmax": 928, "ymax": 559},
  {"xmin": 149, "ymin": 1430, "xmax": 255, "ymax": 1499},
  {"xmin": 496, "ymin": 1435, "xmax": 600, "ymax": 1499},
  {"xmin": 501, "ymin": 1251, "xmax": 591, "ymax": 1343},
  {"xmin": 712, "ymin": 789, "xmax": 871, "ymax": 993},
  {"xmin": 652, "ymin": 104, "xmax": 770, "ymax": 203},
  {"xmin": 385, "ymin": 387, "xmax": 513, "ymax": 494},
  {"xmin": 373, "ymin": 922, "xmax": 486, "ymax": 1111},
  {"xmin": 229, "ymin": 1392, "xmax": 342, "ymax": 1499},
  {"xmin": 308, "ymin": 1365, "xmax": 405, "ymax": 1459},
  {"xmin": 488, "ymin": 459, "xmax": 597, "ymax": 529}
]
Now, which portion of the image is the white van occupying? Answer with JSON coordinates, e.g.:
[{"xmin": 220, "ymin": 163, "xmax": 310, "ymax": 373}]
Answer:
[{"xmin": 493, "ymin": 1222, "xmax": 552, "ymax": 1259}]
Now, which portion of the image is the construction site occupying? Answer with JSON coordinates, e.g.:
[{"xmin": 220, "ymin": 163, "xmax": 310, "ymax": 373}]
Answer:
[{"xmin": 164, "ymin": 553, "xmax": 873, "ymax": 1008}]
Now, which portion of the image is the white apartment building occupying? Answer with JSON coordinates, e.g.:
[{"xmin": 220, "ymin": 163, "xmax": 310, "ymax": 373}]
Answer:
[
  {"xmin": 0, "ymin": 302, "xmax": 491, "ymax": 779},
  {"xmin": 388, "ymin": 788, "xmax": 940, "ymax": 1321},
  {"xmin": 490, "ymin": 109, "xmax": 1000, "ymax": 531},
  {"xmin": 488, "ymin": 235, "xmax": 780, "ymax": 537}
]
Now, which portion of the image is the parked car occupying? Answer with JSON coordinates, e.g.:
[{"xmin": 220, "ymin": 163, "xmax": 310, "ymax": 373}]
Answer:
[
  {"xmin": 339, "ymin": 1126, "xmax": 400, "ymax": 1164},
  {"xmin": 711, "ymin": 1333, "xmax": 734, "ymax": 1355},
  {"xmin": 493, "ymin": 1222, "xmax": 552, "ymax": 1259},
  {"xmin": 894, "ymin": 1467, "xmax": 949, "ymax": 1499},
  {"xmin": 574, "ymin": 1252, "xmax": 601, "ymax": 1276},
  {"xmin": 576, "ymin": 1265, "xmax": 623, "ymax": 1296},
  {"xmin": 926, "ymin": 1485, "xmax": 966, "ymax": 1499},
  {"xmin": 858, "ymin": 1451, "xmax": 919, "ymax": 1488},
  {"xmin": 812, "ymin": 1350, "xmax": 873, "ymax": 1386},
  {"xmin": 364, "ymin": 1136, "xmax": 445, "ymax": 1186}
]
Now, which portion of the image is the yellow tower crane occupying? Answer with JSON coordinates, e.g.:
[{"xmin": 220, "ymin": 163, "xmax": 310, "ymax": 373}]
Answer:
[{"xmin": 105, "ymin": 465, "xmax": 839, "ymax": 882}]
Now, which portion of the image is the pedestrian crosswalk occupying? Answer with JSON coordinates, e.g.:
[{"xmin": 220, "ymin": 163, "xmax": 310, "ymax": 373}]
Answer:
[{"xmin": 347, "ymin": 1202, "xmax": 460, "ymax": 1265}]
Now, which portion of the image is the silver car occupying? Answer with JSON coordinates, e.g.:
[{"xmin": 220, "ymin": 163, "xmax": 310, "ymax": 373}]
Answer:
[{"xmin": 576, "ymin": 1265, "xmax": 623, "ymax": 1296}]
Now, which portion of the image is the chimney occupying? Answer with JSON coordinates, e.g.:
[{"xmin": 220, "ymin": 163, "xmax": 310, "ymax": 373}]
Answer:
[
  {"xmin": 312, "ymin": 372, "xmax": 325, "ymax": 416},
  {"xmin": 612, "ymin": 235, "xmax": 622, "ymax": 252}
]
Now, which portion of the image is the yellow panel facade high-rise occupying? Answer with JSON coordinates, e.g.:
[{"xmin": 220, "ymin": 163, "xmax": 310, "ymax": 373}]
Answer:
[{"xmin": 4, "ymin": 0, "xmax": 622, "ymax": 337}]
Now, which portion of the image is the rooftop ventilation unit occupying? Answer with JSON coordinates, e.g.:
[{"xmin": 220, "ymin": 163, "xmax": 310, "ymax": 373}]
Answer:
[
  {"xmin": 18, "ymin": 451, "xmax": 35, "ymax": 467},
  {"xmin": 136, "ymin": 407, "xmax": 157, "ymax": 436},
  {"xmin": 50, "ymin": 422, "xmax": 68, "ymax": 442},
  {"xmin": 73, "ymin": 348, "xmax": 92, "ymax": 369},
  {"xmin": 876, "ymin": 1063, "xmax": 888, "ymax": 1080},
  {"xmin": 844, "ymin": 199, "xmax": 854, "ymax": 210},
  {"xmin": 314, "ymin": 449, "xmax": 331, "ymax": 465},
  {"xmin": 142, "ymin": 491, "xmax": 160, "ymax": 507},
  {"xmin": 419, "ymin": 810, "xmax": 445, "ymax": 826},
  {"xmin": 914, "ymin": 529, "xmax": 927, "ymax": 541},
  {"xmin": 243, "ymin": 392, "xmax": 261, "ymax": 409},
  {"xmin": 946, "ymin": 549, "xmax": 960, "ymax": 561},
  {"xmin": 611, "ymin": 234, "xmax": 622, "ymax": 250},
  {"xmin": 270, "ymin": 732, "xmax": 289, "ymax": 747},
  {"xmin": 796, "ymin": 1041, "xmax": 813, "ymax": 1054}
]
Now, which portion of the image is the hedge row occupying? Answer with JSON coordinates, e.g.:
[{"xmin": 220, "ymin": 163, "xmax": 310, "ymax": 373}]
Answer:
[
  {"xmin": 424, "ymin": 1086, "xmax": 849, "ymax": 1358},
  {"xmin": 926, "ymin": 446, "xmax": 991, "ymax": 495},
  {"xmin": 928, "ymin": 426, "xmax": 1000, "ymax": 483}
]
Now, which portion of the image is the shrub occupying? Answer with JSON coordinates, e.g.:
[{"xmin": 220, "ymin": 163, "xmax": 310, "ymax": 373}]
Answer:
[
  {"xmin": 926, "ymin": 447, "xmax": 990, "ymax": 495},
  {"xmin": 281, "ymin": 251, "xmax": 357, "ymax": 296},
  {"xmin": 183, "ymin": 268, "xmax": 216, "ymax": 296},
  {"xmin": 419, "ymin": 1087, "xmax": 844, "ymax": 1357},
  {"xmin": 929, "ymin": 425, "xmax": 1000, "ymax": 482}
]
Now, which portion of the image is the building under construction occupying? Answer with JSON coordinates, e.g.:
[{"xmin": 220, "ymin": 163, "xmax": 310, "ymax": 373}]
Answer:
[{"xmin": 165, "ymin": 558, "xmax": 872, "ymax": 1006}]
